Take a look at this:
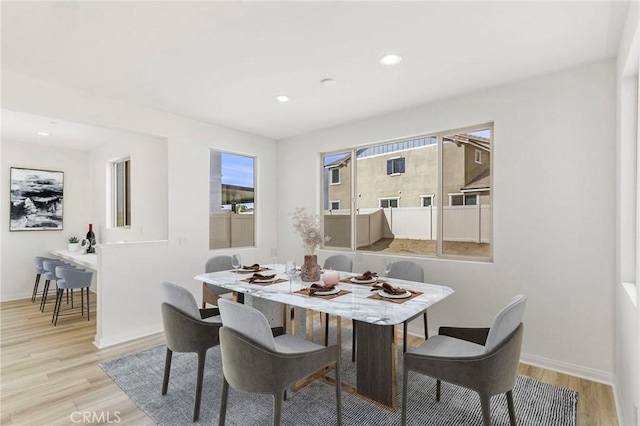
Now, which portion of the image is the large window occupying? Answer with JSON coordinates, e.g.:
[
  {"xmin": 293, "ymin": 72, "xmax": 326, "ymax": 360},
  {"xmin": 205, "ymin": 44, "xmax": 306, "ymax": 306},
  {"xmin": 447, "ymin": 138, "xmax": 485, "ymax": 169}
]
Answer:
[
  {"xmin": 111, "ymin": 158, "xmax": 130, "ymax": 228},
  {"xmin": 209, "ymin": 151, "xmax": 255, "ymax": 249},
  {"xmin": 322, "ymin": 125, "xmax": 492, "ymax": 259}
]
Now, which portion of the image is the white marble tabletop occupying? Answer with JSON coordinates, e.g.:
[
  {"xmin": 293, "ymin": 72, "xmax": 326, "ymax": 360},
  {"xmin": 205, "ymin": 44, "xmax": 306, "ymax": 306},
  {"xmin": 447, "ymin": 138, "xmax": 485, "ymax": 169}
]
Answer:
[
  {"xmin": 50, "ymin": 249, "xmax": 98, "ymax": 270},
  {"xmin": 195, "ymin": 264, "xmax": 453, "ymax": 326}
]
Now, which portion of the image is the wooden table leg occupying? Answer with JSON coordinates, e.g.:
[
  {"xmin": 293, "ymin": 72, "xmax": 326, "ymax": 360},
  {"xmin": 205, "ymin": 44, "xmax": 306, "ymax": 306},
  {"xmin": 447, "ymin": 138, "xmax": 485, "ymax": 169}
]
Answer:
[{"xmin": 355, "ymin": 321, "xmax": 398, "ymax": 409}]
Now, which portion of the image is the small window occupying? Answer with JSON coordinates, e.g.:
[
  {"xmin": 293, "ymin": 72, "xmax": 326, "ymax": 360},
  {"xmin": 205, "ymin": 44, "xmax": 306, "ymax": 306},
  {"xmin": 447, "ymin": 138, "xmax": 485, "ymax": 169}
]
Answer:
[
  {"xmin": 421, "ymin": 195, "xmax": 434, "ymax": 207},
  {"xmin": 386, "ymin": 157, "xmax": 405, "ymax": 175},
  {"xmin": 112, "ymin": 158, "xmax": 131, "ymax": 227},
  {"xmin": 330, "ymin": 167, "xmax": 341, "ymax": 185},
  {"xmin": 475, "ymin": 150, "xmax": 483, "ymax": 164},
  {"xmin": 379, "ymin": 197, "xmax": 399, "ymax": 208},
  {"xmin": 330, "ymin": 200, "xmax": 341, "ymax": 210},
  {"xmin": 449, "ymin": 193, "xmax": 477, "ymax": 206}
]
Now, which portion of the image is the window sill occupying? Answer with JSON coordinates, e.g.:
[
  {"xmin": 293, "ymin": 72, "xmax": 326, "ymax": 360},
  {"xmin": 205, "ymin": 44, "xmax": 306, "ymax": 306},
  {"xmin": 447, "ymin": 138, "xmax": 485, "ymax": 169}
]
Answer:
[{"xmin": 622, "ymin": 282, "xmax": 637, "ymax": 308}]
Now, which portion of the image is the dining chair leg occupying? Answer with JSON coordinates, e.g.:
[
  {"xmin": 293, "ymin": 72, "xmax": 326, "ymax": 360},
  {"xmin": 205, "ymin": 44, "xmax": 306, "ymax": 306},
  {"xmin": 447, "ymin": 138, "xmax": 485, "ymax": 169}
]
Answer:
[
  {"xmin": 31, "ymin": 274, "xmax": 41, "ymax": 302},
  {"xmin": 423, "ymin": 311, "xmax": 429, "ymax": 339},
  {"xmin": 480, "ymin": 393, "xmax": 492, "ymax": 426},
  {"xmin": 81, "ymin": 288, "xmax": 84, "ymax": 315},
  {"xmin": 436, "ymin": 379, "xmax": 441, "ymax": 401},
  {"xmin": 324, "ymin": 313, "xmax": 329, "ymax": 346},
  {"xmin": 403, "ymin": 322, "xmax": 408, "ymax": 353},
  {"xmin": 506, "ymin": 390, "xmax": 517, "ymax": 426},
  {"xmin": 273, "ymin": 389, "xmax": 284, "ymax": 426},
  {"xmin": 53, "ymin": 289, "xmax": 64, "ymax": 326},
  {"xmin": 162, "ymin": 348, "xmax": 172, "ymax": 395},
  {"xmin": 86, "ymin": 287, "xmax": 90, "ymax": 321},
  {"xmin": 219, "ymin": 377, "xmax": 229, "ymax": 426},
  {"xmin": 40, "ymin": 280, "xmax": 51, "ymax": 311},
  {"xmin": 193, "ymin": 352, "xmax": 206, "ymax": 421}
]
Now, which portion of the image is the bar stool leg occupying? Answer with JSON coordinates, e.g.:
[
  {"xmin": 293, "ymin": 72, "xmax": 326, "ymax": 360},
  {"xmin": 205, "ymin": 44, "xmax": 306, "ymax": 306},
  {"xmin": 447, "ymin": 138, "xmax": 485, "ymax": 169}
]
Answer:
[
  {"xmin": 31, "ymin": 274, "xmax": 41, "ymax": 302},
  {"xmin": 40, "ymin": 280, "xmax": 51, "ymax": 312},
  {"xmin": 86, "ymin": 288, "xmax": 90, "ymax": 321}
]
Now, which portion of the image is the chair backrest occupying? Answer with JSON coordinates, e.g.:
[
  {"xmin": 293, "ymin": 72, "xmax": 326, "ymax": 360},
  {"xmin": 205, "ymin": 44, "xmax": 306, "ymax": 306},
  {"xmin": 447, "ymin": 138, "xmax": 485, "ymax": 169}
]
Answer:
[
  {"xmin": 56, "ymin": 267, "xmax": 93, "ymax": 289},
  {"xmin": 324, "ymin": 254, "xmax": 353, "ymax": 272},
  {"xmin": 218, "ymin": 299, "xmax": 276, "ymax": 351},
  {"xmin": 159, "ymin": 281, "xmax": 201, "ymax": 320},
  {"xmin": 205, "ymin": 255, "xmax": 233, "ymax": 273},
  {"xmin": 388, "ymin": 260, "xmax": 424, "ymax": 282},
  {"xmin": 34, "ymin": 256, "xmax": 56, "ymax": 272},
  {"xmin": 485, "ymin": 294, "xmax": 527, "ymax": 353},
  {"xmin": 42, "ymin": 260, "xmax": 73, "ymax": 280}
]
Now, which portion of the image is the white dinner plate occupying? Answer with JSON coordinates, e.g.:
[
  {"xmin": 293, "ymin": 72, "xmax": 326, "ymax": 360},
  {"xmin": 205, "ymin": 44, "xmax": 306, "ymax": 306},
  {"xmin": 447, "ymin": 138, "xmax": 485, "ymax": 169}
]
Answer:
[
  {"xmin": 377, "ymin": 289, "xmax": 412, "ymax": 299},
  {"xmin": 313, "ymin": 288, "xmax": 340, "ymax": 296},
  {"xmin": 238, "ymin": 268, "xmax": 261, "ymax": 272},
  {"xmin": 350, "ymin": 277, "xmax": 377, "ymax": 284}
]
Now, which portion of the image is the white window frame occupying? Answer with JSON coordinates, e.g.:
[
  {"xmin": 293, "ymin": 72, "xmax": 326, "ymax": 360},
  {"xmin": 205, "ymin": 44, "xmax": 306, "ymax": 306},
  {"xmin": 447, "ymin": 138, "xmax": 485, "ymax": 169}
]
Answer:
[
  {"xmin": 420, "ymin": 194, "xmax": 434, "ymax": 207},
  {"xmin": 378, "ymin": 197, "xmax": 400, "ymax": 208},
  {"xmin": 330, "ymin": 200, "xmax": 341, "ymax": 210},
  {"xmin": 110, "ymin": 157, "xmax": 131, "ymax": 228},
  {"xmin": 449, "ymin": 193, "xmax": 478, "ymax": 206},
  {"xmin": 475, "ymin": 149, "xmax": 483, "ymax": 164},
  {"xmin": 329, "ymin": 167, "xmax": 341, "ymax": 185}
]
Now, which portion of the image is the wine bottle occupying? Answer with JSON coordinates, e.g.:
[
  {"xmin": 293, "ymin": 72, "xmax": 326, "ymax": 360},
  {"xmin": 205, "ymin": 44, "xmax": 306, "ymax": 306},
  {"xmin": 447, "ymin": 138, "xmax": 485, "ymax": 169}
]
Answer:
[{"xmin": 86, "ymin": 223, "xmax": 96, "ymax": 254}]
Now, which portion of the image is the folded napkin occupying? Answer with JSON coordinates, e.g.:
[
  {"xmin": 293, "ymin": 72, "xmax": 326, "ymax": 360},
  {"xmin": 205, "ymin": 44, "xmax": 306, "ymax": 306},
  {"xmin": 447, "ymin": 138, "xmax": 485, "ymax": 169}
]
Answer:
[
  {"xmin": 380, "ymin": 282, "xmax": 406, "ymax": 295},
  {"xmin": 241, "ymin": 264, "xmax": 261, "ymax": 271},
  {"xmin": 309, "ymin": 283, "xmax": 336, "ymax": 296},
  {"xmin": 247, "ymin": 272, "xmax": 275, "ymax": 283},
  {"xmin": 354, "ymin": 270, "xmax": 378, "ymax": 280}
]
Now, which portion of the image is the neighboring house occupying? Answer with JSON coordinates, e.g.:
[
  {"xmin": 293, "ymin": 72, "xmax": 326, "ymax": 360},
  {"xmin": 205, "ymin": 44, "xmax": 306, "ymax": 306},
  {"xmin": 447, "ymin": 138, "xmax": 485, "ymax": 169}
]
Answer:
[{"xmin": 324, "ymin": 133, "xmax": 491, "ymax": 211}]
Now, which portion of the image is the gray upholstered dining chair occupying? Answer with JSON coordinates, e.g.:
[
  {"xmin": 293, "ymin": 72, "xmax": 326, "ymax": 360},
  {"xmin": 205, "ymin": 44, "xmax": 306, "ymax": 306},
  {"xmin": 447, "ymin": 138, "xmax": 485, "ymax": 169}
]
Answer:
[
  {"xmin": 160, "ymin": 281, "xmax": 222, "ymax": 422},
  {"xmin": 52, "ymin": 267, "xmax": 93, "ymax": 325},
  {"xmin": 324, "ymin": 254, "xmax": 353, "ymax": 273},
  {"xmin": 217, "ymin": 298, "xmax": 342, "ymax": 426},
  {"xmin": 32, "ymin": 256, "xmax": 56, "ymax": 303},
  {"xmin": 401, "ymin": 294, "xmax": 527, "ymax": 426},
  {"xmin": 387, "ymin": 260, "xmax": 427, "ymax": 353},
  {"xmin": 41, "ymin": 260, "xmax": 76, "ymax": 312},
  {"xmin": 202, "ymin": 255, "xmax": 235, "ymax": 308}
]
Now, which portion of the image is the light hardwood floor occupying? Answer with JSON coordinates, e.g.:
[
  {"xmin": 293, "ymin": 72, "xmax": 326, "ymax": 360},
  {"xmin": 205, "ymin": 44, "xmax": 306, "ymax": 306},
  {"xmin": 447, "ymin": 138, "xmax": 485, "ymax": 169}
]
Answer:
[{"xmin": 1, "ymin": 296, "xmax": 618, "ymax": 425}]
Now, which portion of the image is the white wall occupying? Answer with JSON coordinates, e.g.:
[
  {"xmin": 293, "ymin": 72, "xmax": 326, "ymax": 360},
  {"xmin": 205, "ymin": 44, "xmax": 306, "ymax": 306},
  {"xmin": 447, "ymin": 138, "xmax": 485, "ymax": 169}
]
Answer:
[
  {"xmin": 0, "ymin": 140, "xmax": 91, "ymax": 300},
  {"xmin": 89, "ymin": 131, "xmax": 168, "ymax": 243},
  {"xmin": 279, "ymin": 60, "xmax": 617, "ymax": 383},
  {"xmin": 1, "ymin": 70, "xmax": 279, "ymax": 346},
  {"xmin": 615, "ymin": 1, "xmax": 639, "ymax": 424}
]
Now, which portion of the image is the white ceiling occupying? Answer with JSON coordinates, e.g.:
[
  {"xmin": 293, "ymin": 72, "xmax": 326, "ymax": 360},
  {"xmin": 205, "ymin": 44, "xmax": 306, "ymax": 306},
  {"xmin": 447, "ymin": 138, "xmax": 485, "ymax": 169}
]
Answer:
[{"xmin": 0, "ymin": 1, "xmax": 630, "ymax": 143}]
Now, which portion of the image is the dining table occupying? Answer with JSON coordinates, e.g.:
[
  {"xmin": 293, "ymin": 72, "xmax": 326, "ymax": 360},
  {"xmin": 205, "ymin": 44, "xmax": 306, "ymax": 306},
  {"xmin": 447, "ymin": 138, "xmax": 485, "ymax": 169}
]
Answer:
[{"xmin": 195, "ymin": 264, "xmax": 453, "ymax": 410}]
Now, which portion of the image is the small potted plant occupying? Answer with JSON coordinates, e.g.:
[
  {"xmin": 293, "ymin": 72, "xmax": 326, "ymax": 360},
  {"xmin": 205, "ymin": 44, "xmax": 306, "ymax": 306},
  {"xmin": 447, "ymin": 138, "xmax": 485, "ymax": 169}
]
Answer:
[{"xmin": 68, "ymin": 236, "xmax": 80, "ymax": 252}]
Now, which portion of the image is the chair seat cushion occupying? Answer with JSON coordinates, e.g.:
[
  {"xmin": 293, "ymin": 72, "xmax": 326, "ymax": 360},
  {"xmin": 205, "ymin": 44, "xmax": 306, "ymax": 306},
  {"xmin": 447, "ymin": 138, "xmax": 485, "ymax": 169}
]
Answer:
[
  {"xmin": 274, "ymin": 334, "xmax": 327, "ymax": 354},
  {"xmin": 409, "ymin": 335, "xmax": 485, "ymax": 358}
]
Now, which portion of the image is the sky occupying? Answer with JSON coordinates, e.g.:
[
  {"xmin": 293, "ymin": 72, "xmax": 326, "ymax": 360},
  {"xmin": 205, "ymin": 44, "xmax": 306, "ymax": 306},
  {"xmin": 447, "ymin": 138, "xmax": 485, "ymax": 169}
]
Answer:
[{"xmin": 221, "ymin": 152, "xmax": 254, "ymax": 188}]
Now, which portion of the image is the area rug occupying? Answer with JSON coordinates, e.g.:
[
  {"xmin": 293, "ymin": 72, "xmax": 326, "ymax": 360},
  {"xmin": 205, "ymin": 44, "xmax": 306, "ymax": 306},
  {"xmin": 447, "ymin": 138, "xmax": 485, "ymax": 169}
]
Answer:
[{"xmin": 100, "ymin": 342, "xmax": 577, "ymax": 426}]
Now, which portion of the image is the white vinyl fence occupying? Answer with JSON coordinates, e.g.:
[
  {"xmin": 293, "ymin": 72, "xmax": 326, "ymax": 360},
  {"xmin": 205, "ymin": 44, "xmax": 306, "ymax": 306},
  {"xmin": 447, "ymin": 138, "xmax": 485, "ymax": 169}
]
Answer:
[{"xmin": 324, "ymin": 205, "xmax": 491, "ymax": 246}]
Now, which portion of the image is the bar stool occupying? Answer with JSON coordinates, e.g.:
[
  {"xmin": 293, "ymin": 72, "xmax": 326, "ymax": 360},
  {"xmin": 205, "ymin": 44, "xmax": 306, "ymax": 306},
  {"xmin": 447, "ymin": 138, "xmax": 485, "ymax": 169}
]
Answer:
[
  {"xmin": 52, "ymin": 267, "xmax": 93, "ymax": 326},
  {"xmin": 32, "ymin": 256, "xmax": 56, "ymax": 303},
  {"xmin": 41, "ymin": 260, "xmax": 75, "ymax": 312}
]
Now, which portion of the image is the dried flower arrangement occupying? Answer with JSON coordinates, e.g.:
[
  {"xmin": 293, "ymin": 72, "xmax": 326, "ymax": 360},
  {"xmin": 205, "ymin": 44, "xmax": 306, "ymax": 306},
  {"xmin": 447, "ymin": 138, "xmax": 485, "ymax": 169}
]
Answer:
[{"xmin": 290, "ymin": 207, "xmax": 330, "ymax": 255}]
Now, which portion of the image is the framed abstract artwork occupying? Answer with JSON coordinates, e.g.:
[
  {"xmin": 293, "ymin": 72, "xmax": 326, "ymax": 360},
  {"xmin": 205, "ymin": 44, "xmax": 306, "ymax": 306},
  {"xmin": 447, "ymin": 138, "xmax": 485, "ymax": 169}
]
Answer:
[{"xmin": 10, "ymin": 167, "xmax": 64, "ymax": 231}]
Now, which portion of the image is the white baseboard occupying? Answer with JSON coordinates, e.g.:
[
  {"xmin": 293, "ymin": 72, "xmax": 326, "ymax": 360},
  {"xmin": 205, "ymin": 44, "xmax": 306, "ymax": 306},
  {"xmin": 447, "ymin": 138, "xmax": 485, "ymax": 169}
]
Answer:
[
  {"xmin": 516, "ymin": 353, "xmax": 613, "ymax": 385},
  {"xmin": 1, "ymin": 292, "xmax": 33, "ymax": 302},
  {"xmin": 94, "ymin": 324, "xmax": 164, "ymax": 349}
]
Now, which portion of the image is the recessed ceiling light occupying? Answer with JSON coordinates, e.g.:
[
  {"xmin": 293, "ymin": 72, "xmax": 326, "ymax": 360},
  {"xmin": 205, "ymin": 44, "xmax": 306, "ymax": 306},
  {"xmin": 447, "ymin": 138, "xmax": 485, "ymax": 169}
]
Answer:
[
  {"xmin": 37, "ymin": 132, "xmax": 50, "ymax": 136},
  {"xmin": 276, "ymin": 95, "xmax": 289, "ymax": 102},
  {"xmin": 321, "ymin": 78, "xmax": 337, "ymax": 87},
  {"xmin": 379, "ymin": 53, "xmax": 402, "ymax": 65}
]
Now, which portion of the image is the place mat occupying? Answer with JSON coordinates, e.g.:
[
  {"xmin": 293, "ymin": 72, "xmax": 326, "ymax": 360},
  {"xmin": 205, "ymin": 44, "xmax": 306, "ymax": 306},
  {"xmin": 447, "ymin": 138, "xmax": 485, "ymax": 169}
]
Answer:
[
  {"xmin": 340, "ymin": 277, "xmax": 385, "ymax": 287},
  {"xmin": 368, "ymin": 290, "xmax": 423, "ymax": 304},
  {"xmin": 233, "ymin": 266, "xmax": 270, "ymax": 274},
  {"xmin": 240, "ymin": 277, "xmax": 288, "ymax": 286},
  {"xmin": 295, "ymin": 288, "xmax": 351, "ymax": 300}
]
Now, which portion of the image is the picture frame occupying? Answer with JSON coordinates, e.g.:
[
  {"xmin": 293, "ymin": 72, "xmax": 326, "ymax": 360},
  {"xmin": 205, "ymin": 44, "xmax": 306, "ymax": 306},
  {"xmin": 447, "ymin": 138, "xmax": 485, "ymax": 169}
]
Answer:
[{"xmin": 10, "ymin": 167, "xmax": 64, "ymax": 231}]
